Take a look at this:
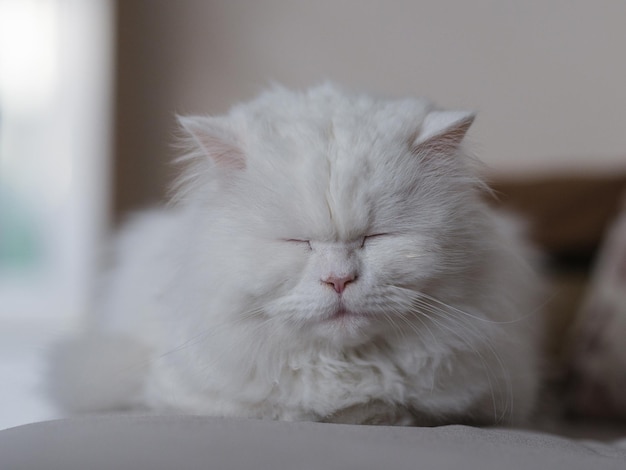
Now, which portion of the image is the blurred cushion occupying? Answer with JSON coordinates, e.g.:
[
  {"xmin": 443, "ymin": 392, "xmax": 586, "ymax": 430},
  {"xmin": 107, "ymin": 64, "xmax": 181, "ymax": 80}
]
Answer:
[
  {"xmin": 490, "ymin": 174, "xmax": 626, "ymax": 259},
  {"xmin": 1, "ymin": 415, "xmax": 626, "ymax": 470},
  {"xmin": 567, "ymin": 198, "xmax": 626, "ymax": 419}
]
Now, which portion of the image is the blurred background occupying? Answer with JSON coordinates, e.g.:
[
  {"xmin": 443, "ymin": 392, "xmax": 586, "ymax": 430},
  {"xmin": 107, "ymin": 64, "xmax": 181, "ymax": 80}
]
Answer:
[{"xmin": 1, "ymin": 0, "xmax": 625, "ymax": 429}]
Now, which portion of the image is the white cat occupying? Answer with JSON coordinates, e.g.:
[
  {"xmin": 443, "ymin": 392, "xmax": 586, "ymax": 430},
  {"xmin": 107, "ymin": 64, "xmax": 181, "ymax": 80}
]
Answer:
[{"xmin": 48, "ymin": 84, "xmax": 543, "ymax": 426}]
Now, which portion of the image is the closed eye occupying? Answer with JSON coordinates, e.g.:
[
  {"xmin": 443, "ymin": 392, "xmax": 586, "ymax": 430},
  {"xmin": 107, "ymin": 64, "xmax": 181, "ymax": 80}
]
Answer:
[
  {"xmin": 284, "ymin": 239, "xmax": 312, "ymax": 250},
  {"xmin": 360, "ymin": 233, "xmax": 390, "ymax": 248}
]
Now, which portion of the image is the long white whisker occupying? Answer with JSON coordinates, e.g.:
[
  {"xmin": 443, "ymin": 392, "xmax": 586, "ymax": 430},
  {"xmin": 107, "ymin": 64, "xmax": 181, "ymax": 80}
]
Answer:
[
  {"xmin": 386, "ymin": 284, "xmax": 544, "ymax": 325},
  {"xmin": 154, "ymin": 305, "xmax": 270, "ymax": 363},
  {"xmin": 420, "ymin": 304, "xmax": 514, "ymax": 424},
  {"xmin": 419, "ymin": 307, "xmax": 502, "ymax": 423},
  {"xmin": 382, "ymin": 284, "xmax": 515, "ymax": 424}
]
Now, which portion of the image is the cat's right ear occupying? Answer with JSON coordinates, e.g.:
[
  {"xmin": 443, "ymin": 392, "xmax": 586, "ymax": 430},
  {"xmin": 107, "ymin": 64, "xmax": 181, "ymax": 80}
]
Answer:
[{"xmin": 177, "ymin": 115, "xmax": 246, "ymax": 170}]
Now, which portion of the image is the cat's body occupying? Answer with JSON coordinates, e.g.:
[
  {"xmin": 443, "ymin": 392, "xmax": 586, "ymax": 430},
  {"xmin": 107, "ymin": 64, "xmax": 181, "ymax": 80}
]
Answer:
[{"xmin": 48, "ymin": 85, "xmax": 543, "ymax": 426}]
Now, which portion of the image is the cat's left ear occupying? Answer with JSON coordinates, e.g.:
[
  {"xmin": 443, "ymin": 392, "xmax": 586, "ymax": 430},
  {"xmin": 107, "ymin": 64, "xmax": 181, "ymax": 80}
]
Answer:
[
  {"xmin": 412, "ymin": 110, "xmax": 475, "ymax": 153},
  {"xmin": 178, "ymin": 115, "xmax": 246, "ymax": 170}
]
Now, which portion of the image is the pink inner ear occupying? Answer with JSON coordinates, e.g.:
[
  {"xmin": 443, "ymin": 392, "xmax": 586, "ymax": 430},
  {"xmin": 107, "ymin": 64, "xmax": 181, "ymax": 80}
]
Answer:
[
  {"xmin": 411, "ymin": 111, "xmax": 475, "ymax": 156},
  {"xmin": 179, "ymin": 115, "xmax": 246, "ymax": 170},
  {"xmin": 202, "ymin": 135, "xmax": 246, "ymax": 170}
]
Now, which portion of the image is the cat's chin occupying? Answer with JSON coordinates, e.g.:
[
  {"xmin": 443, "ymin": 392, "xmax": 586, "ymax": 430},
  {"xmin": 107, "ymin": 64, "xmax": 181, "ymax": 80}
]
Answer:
[
  {"xmin": 311, "ymin": 308, "xmax": 378, "ymax": 346},
  {"xmin": 323, "ymin": 307, "xmax": 367, "ymax": 322}
]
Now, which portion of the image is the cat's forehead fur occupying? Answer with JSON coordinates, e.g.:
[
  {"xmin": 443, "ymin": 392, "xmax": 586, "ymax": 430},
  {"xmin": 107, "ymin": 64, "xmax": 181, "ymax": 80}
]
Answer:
[
  {"xmin": 227, "ymin": 85, "xmax": 440, "ymax": 239},
  {"xmin": 231, "ymin": 84, "xmax": 432, "ymax": 129},
  {"xmin": 180, "ymin": 84, "xmax": 475, "ymax": 242},
  {"xmin": 229, "ymin": 85, "xmax": 432, "ymax": 158}
]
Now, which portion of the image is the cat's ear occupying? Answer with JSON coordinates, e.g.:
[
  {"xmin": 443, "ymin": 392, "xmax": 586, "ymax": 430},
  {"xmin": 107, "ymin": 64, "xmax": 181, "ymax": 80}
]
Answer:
[
  {"xmin": 177, "ymin": 115, "xmax": 246, "ymax": 170},
  {"xmin": 412, "ymin": 110, "xmax": 475, "ymax": 154}
]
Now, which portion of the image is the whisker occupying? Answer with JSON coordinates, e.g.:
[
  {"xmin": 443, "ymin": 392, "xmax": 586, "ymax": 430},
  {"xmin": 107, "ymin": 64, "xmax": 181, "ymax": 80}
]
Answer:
[
  {"xmin": 153, "ymin": 305, "xmax": 270, "ymax": 363},
  {"xmin": 381, "ymin": 284, "xmax": 515, "ymax": 424},
  {"xmin": 419, "ymin": 304, "xmax": 514, "ymax": 424},
  {"xmin": 385, "ymin": 284, "xmax": 545, "ymax": 325},
  {"xmin": 419, "ymin": 308, "xmax": 503, "ymax": 423}
]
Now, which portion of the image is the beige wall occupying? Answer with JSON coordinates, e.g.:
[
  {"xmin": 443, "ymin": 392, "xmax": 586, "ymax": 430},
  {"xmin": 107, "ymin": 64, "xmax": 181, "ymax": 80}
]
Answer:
[{"xmin": 114, "ymin": 0, "xmax": 626, "ymax": 216}]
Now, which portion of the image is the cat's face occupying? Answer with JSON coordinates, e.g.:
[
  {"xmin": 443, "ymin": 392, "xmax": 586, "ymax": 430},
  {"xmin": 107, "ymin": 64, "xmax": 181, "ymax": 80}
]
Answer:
[{"xmin": 179, "ymin": 85, "xmax": 482, "ymax": 346}]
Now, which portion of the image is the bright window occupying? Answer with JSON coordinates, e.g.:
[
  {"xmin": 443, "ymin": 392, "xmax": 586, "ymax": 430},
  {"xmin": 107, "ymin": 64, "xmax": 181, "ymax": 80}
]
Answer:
[{"xmin": 0, "ymin": 0, "xmax": 113, "ymax": 325}]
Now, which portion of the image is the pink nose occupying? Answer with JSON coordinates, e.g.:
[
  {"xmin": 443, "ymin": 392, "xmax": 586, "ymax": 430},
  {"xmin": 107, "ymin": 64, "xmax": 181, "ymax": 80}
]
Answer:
[{"xmin": 322, "ymin": 274, "xmax": 356, "ymax": 294}]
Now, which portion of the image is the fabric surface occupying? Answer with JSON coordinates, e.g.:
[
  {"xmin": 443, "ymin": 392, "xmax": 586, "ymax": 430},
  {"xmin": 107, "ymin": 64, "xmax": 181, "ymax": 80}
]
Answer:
[{"xmin": 1, "ymin": 416, "xmax": 625, "ymax": 470}]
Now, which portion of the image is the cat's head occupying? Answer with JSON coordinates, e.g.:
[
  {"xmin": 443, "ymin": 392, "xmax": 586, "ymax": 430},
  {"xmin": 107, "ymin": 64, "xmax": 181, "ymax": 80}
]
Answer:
[{"xmin": 175, "ymin": 84, "xmax": 488, "ymax": 347}]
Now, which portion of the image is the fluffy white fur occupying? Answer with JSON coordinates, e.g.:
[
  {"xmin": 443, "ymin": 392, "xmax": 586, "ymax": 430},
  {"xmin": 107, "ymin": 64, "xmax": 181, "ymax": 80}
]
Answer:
[{"xmin": 48, "ymin": 84, "xmax": 543, "ymax": 426}]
